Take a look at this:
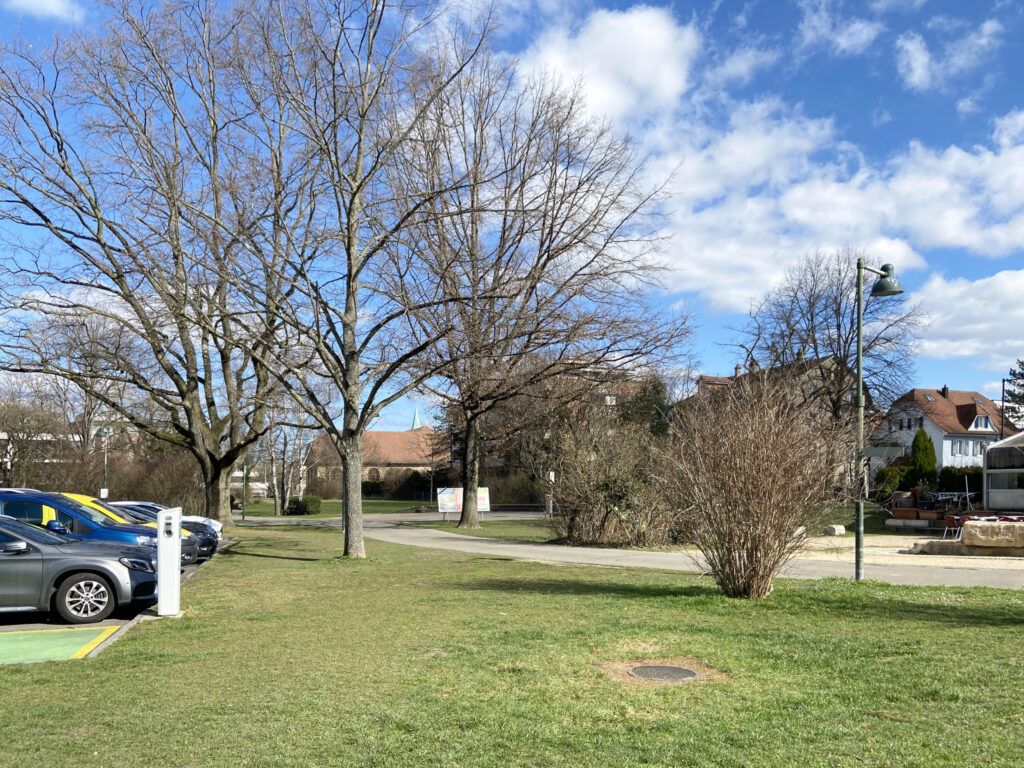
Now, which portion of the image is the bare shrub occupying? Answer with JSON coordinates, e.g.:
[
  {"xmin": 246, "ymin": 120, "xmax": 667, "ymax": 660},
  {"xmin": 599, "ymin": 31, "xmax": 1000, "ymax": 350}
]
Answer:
[
  {"xmin": 550, "ymin": 419, "xmax": 671, "ymax": 547},
  {"xmin": 664, "ymin": 375, "xmax": 854, "ymax": 598}
]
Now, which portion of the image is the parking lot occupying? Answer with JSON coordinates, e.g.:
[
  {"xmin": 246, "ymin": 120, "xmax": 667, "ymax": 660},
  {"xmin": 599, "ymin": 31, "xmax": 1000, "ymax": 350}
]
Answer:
[{"xmin": 0, "ymin": 560, "xmax": 201, "ymax": 664}]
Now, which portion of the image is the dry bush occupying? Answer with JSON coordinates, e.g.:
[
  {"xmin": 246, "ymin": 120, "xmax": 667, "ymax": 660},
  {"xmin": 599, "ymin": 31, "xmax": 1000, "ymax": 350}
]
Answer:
[
  {"xmin": 663, "ymin": 376, "xmax": 854, "ymax": 598},
  {"xmin": 28, "ymin": 445, "xmax": 207, "ymax": 516},
  {"xmin": 550, "ymin": 419, "xmax": 672, "ymax": 547}
]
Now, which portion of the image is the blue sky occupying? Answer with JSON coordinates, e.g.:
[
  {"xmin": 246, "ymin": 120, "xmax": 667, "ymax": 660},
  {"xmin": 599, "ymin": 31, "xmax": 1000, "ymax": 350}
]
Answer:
[{"xmin": 4, "ymin": 0, "xmax": 1023, "ymax": 430}]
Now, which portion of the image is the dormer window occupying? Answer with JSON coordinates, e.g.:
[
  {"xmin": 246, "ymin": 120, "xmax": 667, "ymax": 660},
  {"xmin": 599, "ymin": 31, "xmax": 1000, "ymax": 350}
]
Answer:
[{"xmin": 970, "ymin": 415, "xmax": 992, "ymax": 431}]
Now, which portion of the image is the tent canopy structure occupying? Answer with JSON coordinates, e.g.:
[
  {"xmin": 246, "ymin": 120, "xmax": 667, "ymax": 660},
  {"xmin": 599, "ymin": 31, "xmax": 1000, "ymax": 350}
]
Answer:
[{"xmin": 984, "ymin": 432, "xmax": 1024, "ymax": 512}]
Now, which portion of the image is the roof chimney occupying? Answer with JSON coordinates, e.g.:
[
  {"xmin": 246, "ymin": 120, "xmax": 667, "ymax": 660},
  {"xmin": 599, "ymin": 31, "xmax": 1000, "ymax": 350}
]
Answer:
[
  {"xmin": 734, "ymin": 364, "xmax": 742, "ymax": 377},
  {"xmin": 941, "ymin": 385, "xmax": 949, "ymax": 399}
]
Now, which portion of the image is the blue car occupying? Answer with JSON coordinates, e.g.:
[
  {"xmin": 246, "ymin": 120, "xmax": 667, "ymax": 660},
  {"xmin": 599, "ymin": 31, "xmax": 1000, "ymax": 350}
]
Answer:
[{"xmin": 0, "ymin": 491, "xmax": 158, "ymax": 550}]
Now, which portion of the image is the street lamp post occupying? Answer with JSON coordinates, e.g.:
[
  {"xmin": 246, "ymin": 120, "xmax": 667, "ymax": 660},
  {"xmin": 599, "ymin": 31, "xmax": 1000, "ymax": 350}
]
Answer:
[{"xmin": 855, "ymin": 260, "xmax": 903, "ymax": 581}]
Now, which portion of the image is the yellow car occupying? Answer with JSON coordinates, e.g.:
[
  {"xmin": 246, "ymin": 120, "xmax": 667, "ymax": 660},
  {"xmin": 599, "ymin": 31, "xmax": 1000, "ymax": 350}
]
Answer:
[{"xmin": 62, "ymin": 493, "xmax": 201, "ymax": 565}]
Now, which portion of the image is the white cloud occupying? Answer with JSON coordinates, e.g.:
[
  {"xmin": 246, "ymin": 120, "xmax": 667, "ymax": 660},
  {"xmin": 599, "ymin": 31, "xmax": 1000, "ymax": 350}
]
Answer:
[
  {"xmin": 1, "ymin": 0, "xmax": 82, "ymax": 21},
  {"xmin": 798, "ymin": 0, "xmax": 884, "ymax": 56},
  {"xmin": 895, "ymin": 32, "xmax": 932, "ymax": 90},
  {"xmin": 659, "ymin": 102, "xmax": 1024, "ymax": 311},
  {"xmin": 993, "ymin": 110, "xmax": 1024, "ymax": 148},
  {"xmin": 705, "ymin": 47, "xmax": 779, "ymax": 87},
  {"xmin": 871, "ymin": 0, "xmax": 927, "ymax": 12},
  {"xmin": 956, "ymin": 97, "xmax": 979, "ymax": 117},
  {"xmin": 895, "ymin": 18, "xmax": 1003, "ymax": 92},
  {"xmin": 519, "ymin": 7, "xmax": 701, "ymax": 123},
  {"xmin": 912, "ymin": 270, "xmax": 1024, "ymax": 368},
  {"xmin": 833, "ymin": 18, "xmax": 886, "ymax": 54}
]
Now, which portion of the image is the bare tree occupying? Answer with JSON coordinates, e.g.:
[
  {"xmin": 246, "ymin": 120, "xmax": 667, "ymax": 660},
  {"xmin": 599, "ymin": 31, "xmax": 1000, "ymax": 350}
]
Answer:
[
  {"xmin": 396, "ymin": 55, "xmax": 689, "ymax": 528},
  {"xmin": 733, "ymin": 248, "xmax": 921, "ymax": 418},
  {"xmin": 663, "ymin": 374, "xmax": 855, "ymax": 599},
  {"xmin": 227, "ymin": 0, "xmax": 491, "ymax": 556},
  {"xmin": 0, "ymin": 1, "xmax": 318, "ymax": 524},
  {"xmin": 0, "ymin": 381, "xmax": 67, "ymax": 488}
]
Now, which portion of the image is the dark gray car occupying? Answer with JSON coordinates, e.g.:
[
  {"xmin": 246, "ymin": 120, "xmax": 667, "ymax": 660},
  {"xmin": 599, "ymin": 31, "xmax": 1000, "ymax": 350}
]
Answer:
[{"xmin": 0, "ymin": 515, "xmax": 157, "ymax": 623}]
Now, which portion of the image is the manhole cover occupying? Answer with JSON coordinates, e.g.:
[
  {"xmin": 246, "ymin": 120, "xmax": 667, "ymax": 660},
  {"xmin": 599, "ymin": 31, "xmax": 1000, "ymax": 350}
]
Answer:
[{"xmin": 627, "ymin": 665, "xmax": 699, "ymax": 682}]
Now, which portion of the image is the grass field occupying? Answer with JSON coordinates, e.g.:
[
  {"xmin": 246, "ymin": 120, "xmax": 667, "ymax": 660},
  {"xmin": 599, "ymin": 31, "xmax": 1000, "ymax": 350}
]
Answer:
[
  {"xmin": 4, "ymin": 526, "xmax": 1023, "ymax": 767},
  {"xmin": 240, "ymin": 498, "xmax": 431, "ymax": 518}
]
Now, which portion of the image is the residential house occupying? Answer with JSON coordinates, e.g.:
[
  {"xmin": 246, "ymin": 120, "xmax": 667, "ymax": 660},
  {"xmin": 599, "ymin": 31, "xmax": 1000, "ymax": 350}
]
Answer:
[
  {"xmin": 306, "ymin": 414, "xmax": 446, "ymax": 495},
  {"xmin": 876, "ymin": 386, "xmax": 1018, "ymax": 470}
]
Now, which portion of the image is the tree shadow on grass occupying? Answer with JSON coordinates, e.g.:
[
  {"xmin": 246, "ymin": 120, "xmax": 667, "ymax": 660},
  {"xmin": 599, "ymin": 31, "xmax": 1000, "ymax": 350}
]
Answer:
[{"xmin": 218, "ymin": 548, "xmax": 322, "ymax": 563}]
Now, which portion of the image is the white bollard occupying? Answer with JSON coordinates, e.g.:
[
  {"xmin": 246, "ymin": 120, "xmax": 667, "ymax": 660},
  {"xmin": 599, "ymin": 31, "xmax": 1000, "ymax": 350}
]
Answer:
[{"xmin": 156, "ymin": 507, "xmax": 182, "ymax": 616}]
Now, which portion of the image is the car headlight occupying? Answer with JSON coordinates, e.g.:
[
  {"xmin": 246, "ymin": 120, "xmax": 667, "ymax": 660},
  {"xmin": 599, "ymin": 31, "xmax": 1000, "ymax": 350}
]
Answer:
[
  {"xmin": 120, "ymin": 556, "xmax": 156, "ymax": 573},
  {"xmin": 135, "ymin": 535, "xmax": 157, "ymax": 547}
]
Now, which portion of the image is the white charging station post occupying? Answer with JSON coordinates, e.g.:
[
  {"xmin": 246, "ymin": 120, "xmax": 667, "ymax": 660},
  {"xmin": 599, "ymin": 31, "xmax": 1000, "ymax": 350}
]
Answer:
[{"xmin": 156, "ymin": 506, "xmax": 182, "ymax": 616}]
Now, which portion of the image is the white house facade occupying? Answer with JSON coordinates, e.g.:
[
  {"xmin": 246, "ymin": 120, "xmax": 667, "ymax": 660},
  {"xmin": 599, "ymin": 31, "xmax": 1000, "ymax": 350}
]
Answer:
[{"xmin": 875, "ymin": 386, "xmax": 1017, "ymax": 470}]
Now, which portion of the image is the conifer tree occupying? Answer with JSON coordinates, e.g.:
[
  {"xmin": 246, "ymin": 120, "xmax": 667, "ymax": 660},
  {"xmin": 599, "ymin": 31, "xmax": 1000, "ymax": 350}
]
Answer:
[{"xmin": 908, "ymin": 428, "xmax": 937, "ymax": 486}]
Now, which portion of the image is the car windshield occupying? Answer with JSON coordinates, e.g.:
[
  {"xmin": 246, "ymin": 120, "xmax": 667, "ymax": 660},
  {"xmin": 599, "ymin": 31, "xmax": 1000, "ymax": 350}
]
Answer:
[
  {"xmin": 48, "ymin": 495, "xmax": 121, "ymax": 527},
  {"xmin": 0, "ymin": 516, "xmax": 70, "ymax": 545},
  {"xmin": 124, "ymin": 506, "xmax": 157, "ymax": 521}
]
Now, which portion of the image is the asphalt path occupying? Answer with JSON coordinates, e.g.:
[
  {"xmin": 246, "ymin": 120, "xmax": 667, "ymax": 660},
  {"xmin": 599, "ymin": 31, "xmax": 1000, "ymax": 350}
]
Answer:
[{"xmin": 237, "ymin": 512, "xmax": 1024, "ymax": 590}]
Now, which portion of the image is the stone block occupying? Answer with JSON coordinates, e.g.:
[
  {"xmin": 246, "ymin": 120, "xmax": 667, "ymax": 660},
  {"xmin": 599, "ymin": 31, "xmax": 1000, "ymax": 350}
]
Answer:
[
  {"xmin": 962, "ymin": 521, "xmax": 1024, "ymax": 548},
  {"xmin": 823, "ymin": 524, "xmax": 846, "ymax": 536}
]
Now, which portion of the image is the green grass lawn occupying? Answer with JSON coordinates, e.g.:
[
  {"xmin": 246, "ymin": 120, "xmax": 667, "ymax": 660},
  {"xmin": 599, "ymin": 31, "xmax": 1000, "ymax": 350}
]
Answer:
[
  {"xmin": 240, "ymin": 498, "xmax": 432, "ymax": 518},
  {"xmin": 6, "ymin": 527, "xmax": 1023, "ymax": 767}
]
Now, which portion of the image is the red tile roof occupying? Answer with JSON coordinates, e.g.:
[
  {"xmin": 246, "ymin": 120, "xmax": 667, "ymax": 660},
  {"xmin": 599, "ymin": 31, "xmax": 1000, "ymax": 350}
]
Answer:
[{"xmin": 891, "ymin": 388, "xmax": 1018, "ymax": 436}]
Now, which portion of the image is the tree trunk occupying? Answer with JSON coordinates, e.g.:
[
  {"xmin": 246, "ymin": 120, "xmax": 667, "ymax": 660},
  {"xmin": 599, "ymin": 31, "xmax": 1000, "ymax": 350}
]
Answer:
[
  {"xmin": 341, "ymin": 438, "xmax": 365, "ymax": 558},
  {"xmin": 208, "ymin": 466, "xmax": 235, "ymax": 531},
  {"xmin": 458, "ymin": 416, "xmax": 481, "ymax": 529}
]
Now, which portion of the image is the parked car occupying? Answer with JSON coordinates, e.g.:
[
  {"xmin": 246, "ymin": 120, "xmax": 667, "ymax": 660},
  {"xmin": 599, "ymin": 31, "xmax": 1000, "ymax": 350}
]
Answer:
[
  {"xmin": 103, "ymin": 503, "xmax": 219, "ymax": 559},
  {"xmin": 62, "ymin": 494, "xmax": 205, "ymax": 563},
  {"xmin": 0, "ymin": 491, "xmax": 196, "ymax": 565},
  {"xmin": 78, "ymin": 497, "xmax": 218, "ymax": 560},
  {"xmin": 110, "ymin": 501, "xmax": 224, "ymax": 540},
  {"xmin": 0, "ymin": 514, "xmax": 157, "ymax": 623}
]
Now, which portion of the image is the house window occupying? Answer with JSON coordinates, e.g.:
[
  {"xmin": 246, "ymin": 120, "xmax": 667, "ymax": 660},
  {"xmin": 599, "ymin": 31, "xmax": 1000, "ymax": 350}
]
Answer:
[
  {"xmin": 971, "ymin": 415, "xmax": 992, "ymax": 430},
  {"xmin": 973, "ymin": 397, "xmax": 983, "ymax": 405},
  {"xmin": 925, "ymin": 394, "xmax": 935, "ymax": 402},
  {"xmin": 917, "ymin": 417, "xmax": 924, "ymax": 428}
]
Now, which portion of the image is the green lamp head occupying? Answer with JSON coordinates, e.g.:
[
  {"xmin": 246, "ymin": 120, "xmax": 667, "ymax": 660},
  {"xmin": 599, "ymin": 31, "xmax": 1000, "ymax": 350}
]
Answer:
[{"xmin": 870, "ymin": 263, "xmax": 903, "ymax": 297}]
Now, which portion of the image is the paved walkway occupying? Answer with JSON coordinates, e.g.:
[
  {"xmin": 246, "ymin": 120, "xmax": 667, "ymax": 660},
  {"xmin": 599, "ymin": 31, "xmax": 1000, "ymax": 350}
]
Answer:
[{"xmin": 235, "ymin": 512, "xmax": 1024, "ymax": 589}]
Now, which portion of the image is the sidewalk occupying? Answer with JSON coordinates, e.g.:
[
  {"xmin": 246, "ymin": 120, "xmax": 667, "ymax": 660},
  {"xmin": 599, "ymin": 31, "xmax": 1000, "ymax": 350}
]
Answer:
[{"xmin": 235, "ymin": 512, "xmax": 1024, "ymax": 589}]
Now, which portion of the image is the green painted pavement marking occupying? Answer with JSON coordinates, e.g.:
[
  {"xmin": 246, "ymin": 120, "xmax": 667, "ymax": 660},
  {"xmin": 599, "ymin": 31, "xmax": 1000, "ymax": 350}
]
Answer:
[{"xmin": 0, "ymin": 626, "xmax": 117, "ymax": 665}]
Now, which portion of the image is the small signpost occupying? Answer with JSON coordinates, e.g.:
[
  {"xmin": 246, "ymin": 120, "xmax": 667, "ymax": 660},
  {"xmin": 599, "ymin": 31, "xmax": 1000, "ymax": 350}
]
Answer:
[{"xmin": 156, "ymin": 507, "xmax": 182, "ymax": 617}]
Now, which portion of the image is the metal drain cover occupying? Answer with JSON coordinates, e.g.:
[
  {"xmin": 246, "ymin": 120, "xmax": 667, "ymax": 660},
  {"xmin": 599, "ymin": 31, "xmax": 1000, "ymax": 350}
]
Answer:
[{"xmin": 627, "ymin": 665, "xmax": 699, "ymax": 682}]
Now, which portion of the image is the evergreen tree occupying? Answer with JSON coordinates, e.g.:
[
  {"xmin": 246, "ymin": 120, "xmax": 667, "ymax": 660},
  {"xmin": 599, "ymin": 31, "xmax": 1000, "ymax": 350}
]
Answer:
[
  {"xmin": 1005, "ymin": 359, "xmax": 1024, "ymax": 428},
  {"xmin": 907, "ymin": 428, "xmax": 937, "ymax": 486}
]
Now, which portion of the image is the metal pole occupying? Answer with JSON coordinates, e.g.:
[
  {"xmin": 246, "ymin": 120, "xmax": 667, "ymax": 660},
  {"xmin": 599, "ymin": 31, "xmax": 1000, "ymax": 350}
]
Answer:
[
  {"xmin": 241, "ymin": 462, "xmax": 248, "ymax": 521},
  {"xmin": 1001, "ymin": 378, "xmax": 1007, "ymax": 440},
  {"xmin": 102, "ymin": 432, "xmax": 108, "ymax": 490},
  {"xmin": 855, "ymin": 258, "xmax": 865, "ymax": 582}
]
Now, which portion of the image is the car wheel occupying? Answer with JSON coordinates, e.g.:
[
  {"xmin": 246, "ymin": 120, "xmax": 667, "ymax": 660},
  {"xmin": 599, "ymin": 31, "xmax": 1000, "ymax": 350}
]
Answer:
[{"xmin": 55, "ymin": 572, "xmax": 115, "ymax": 624}]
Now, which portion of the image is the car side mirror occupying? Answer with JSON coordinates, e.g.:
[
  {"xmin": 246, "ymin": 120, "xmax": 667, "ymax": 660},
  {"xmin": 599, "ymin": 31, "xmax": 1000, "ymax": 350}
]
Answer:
[
  {"xmin": 2, "ymin": 541, "xmax": 28, "ymax": 554},
  {"xmin": 45, "ymin": 520, "xmax": 69, "ymax": 535}
]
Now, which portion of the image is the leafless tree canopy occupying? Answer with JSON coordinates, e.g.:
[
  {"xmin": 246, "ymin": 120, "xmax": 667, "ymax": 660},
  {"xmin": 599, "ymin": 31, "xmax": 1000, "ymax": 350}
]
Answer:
[
  {"xmin": 395, "ymin": 52, "xmax": 689, "ymax": 527},
  {"xmin": 733, "ymin": 248, "xmax": 922, "ymax": 418},
  {"xmin": 664, "ymin": 375, "xmax": 856, "ymax": 599},
  {"xmin": 0, "ymin": 0, "xmax": 323, "ymax": 523}
]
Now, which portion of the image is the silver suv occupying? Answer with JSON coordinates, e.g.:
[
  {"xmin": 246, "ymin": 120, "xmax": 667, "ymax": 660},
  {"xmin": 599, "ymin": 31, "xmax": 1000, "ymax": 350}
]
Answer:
[{"xmin": 0, "ymin": 515, "xmax": 157, "ymax": 623}]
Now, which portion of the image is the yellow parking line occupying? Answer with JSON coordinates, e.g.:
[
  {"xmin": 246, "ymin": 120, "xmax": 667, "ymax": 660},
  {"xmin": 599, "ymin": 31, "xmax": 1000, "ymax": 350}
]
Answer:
[
  {"xmin": 70, "ymin": 626, "xmax": 118, "ymax": 658},
  {"xmin": 0, "ymin": 626, "xmax": 107, "ymax": 635}
]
